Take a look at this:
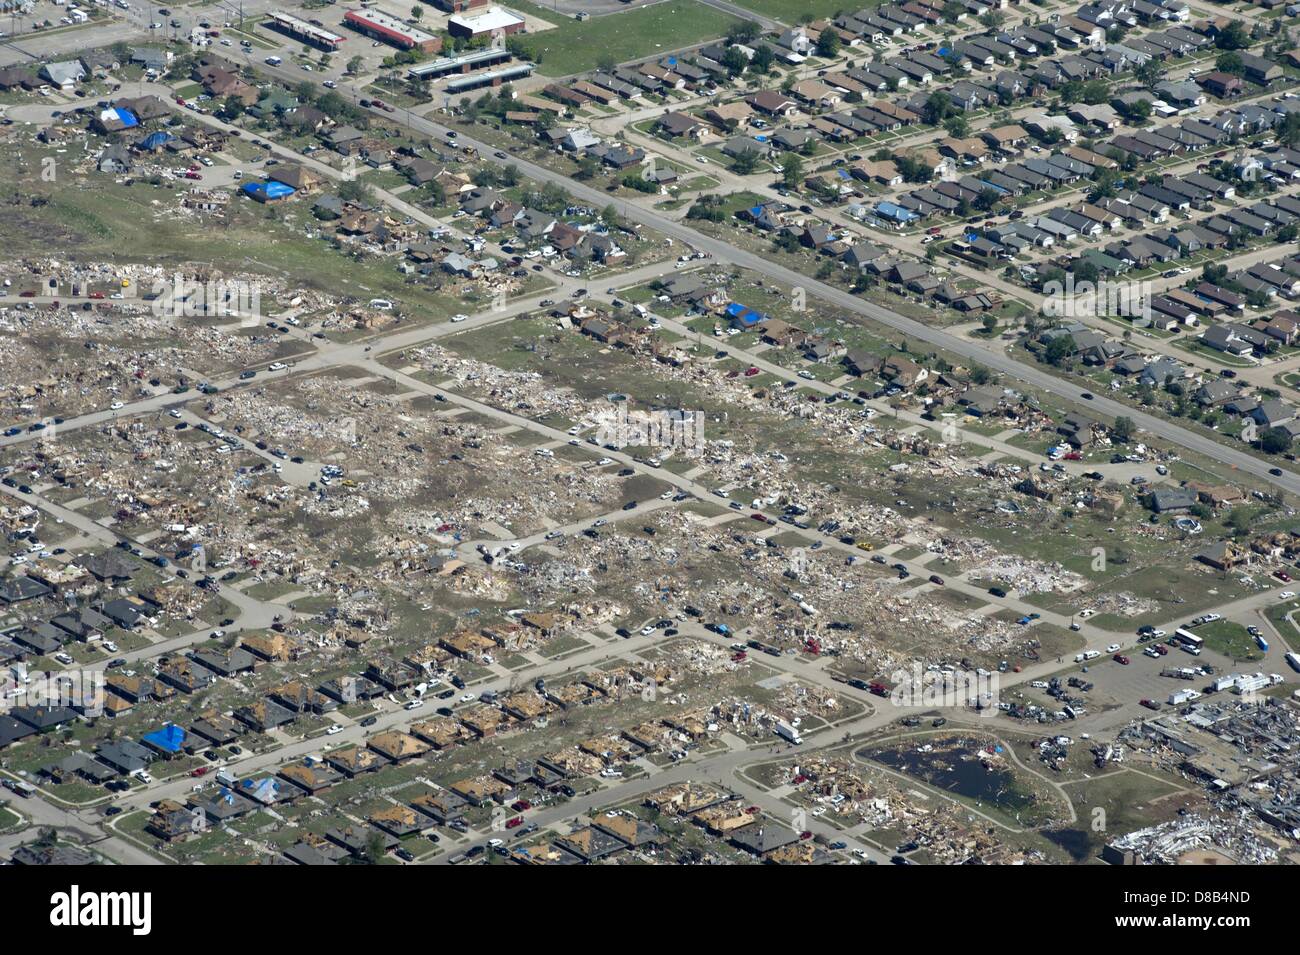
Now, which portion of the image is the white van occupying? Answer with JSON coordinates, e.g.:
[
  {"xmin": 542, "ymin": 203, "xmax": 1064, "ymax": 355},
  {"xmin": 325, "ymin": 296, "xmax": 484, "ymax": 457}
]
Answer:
[{"xmin": 265, "ymin": 55, "xmax": 282, "ymax": 66}]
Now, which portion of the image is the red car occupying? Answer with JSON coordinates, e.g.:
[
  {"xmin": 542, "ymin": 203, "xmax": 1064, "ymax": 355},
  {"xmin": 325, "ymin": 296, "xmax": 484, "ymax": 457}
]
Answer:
[
  {"xmin": 88, "ymin": 291, "xmax": 105, "ymax": 299},
  {"xmin": 190, "ymin": 767, "xmax": 208, "ymax": 777},
  {"xmin": 799, "ymin": 830, "xmax": 813, "ymax": 841},
  {"xmin": 174, "ymin": 96, "xmax": 186, "ymax": 105},
  {"xmin": 745, "ymin": 805, "xmax": 760, "ymax": 814},
  {"xmin": 1139, "ymin": 699, "xmax": 1161, "ymax": 711},
  {"xmin": 505, "ymin": 816, "xmax": 523, "ymax": 829},
  {"xmin": 511, "ymin": 799, "xmax": 531, "ymax": 812},
  {"xmin": 1276, "ymin": 570, "xmax": 1293, "ymax": 583},
  {"xmin": 1153, "ymin": 643, "xmax": 1168, "ymax": 656},
  {"xmin": 744, "ymin": 366, "xmax": 760, "ymax": 377},
  {"xmin": 1113, "ymin": 654, "xmax": 1130, "ymax": 665},
  {"xmin": 184, "ymin": 171, "xmax": 202, "ymax": 180},
  {"xmin": 732, "ymin": 651, "xmax": 747, "ymax": 662},
  {"xmin": 751, "ymin": 513, "xmax": 767, "ymax": 522}
]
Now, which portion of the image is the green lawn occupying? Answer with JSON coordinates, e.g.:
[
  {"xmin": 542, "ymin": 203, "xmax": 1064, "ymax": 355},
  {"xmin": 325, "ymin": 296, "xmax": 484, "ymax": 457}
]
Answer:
[
  {"xmin": 511, "ymin": 0, "xmax": 745, "ymax": 76},
  {"xmin": 730, "ymin": 0, "xmax": 875, "ymax": 21},
  {"xmin": 1193, "ymin": 619, "xmax": 1264, "ymax": 663}
]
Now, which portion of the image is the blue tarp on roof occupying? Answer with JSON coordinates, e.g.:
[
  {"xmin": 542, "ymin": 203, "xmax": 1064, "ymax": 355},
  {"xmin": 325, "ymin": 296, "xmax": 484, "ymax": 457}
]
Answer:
[
  {"xmin": 114, "ymin": 107, "xmax": 139, "ymax": 128},
  {"xmin": 726, "ymin": 302, "xmax": 765, "ymax": 326},
  {"xmin": 138, "ymin": 130, "xmax": 172, "ymax": 150},
  {"xmin": 239, "ymin": 777, "xmax": 282, "ymax": 803},
  {"xmin": 240, "ymin": 180, "xmax": 296, "ymax": 201},
  {"xmin": 142, "ymin": 723, "xmax": 186, "ymax": 754}
]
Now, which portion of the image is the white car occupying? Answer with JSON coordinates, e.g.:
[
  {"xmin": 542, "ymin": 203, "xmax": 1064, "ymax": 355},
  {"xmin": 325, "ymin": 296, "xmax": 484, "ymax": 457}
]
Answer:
[
  {"xmin": 640, "ymin": 625, "xmax": 655, "ymax": 636},
  {"xmin": 450, "ymin": 313, "xmax": 468, "ymax": 323},
  {"xmin": 487, "ymin": 838, "xmax": 504, "ymax": 848},
  {"xmin": 458, "ymin": 693, "xmax": 475, "ymax": 703},
  {"xmin": 1280, "ymin": 591, "xmax": 1296, "ymax": 600},
  {"xmin": 269, "ymin": 362, "xmax": 286, "ymax": 371},
  {"xmin": 103, "ymin": 641, "xmax": 118, "ymax": 653},
  {"xmin": 404, "ymin": 698, "xmax": 424, "ymax": 710},
  {"xmin": 110, "ymin": 401, "xmax": 124, "ymax": 410},
  {"xmin": 326, "ymin": 724, "xmax": 343, "ymax": 735},
  {"xmin": 1105, "ymin": 643, "xmax": 1121, "ymax": 654}
]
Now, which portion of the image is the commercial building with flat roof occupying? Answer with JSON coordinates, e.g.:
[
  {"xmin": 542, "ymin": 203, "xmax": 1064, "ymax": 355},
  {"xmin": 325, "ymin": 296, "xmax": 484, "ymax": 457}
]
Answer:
[
  {"xmin": 344, "ymin": 9, "xmax": 442, "ymax": 53},
  {"xmin": 445, "ymin": 63, "xmax": 533, "ymax": 92},
  {"xmin": 267, "ymin": 11, "xmax": 346, "ymax": 48},
  {"xmin": 447, "ymin": 5, "xmax": 525, "ymax": 38},
  {"xmin": 408, "ymin": 46, "xmax": 512, "ymax": 79}
]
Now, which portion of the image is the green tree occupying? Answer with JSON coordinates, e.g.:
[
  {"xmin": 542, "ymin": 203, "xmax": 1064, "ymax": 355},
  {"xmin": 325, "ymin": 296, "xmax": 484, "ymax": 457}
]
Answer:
[
  {"xmin": 815, "ymin": 30, "xmax": 841, "ymax": 58},
  {"xmin": 1043, "ymin": 334, "xmax": 1075, "ymax": 366},
  {"xmin": 781, "ymin": 153, "xmax": 804, "ymax": 189},
  {"xmin": 1215, "ymin": 20, "xmax": 1250, "ymax": 51},
  {"xmin": 922, "ymin": 91, "xmax": 952, "ymax": 125},
  {"xmin": 1134, "ymin": 58, "xmax": 1162, "ymax": 89},
  {"xmin": 721, "ymin": 46, "xmax": 749, "ymax": 77},
  {"xmin": 1261, "ymin": 427, "xmax": 1292, "ymax": 455},
  {"xmin": 1216, "ymin": 51, "xmax": 1245, "ymax": 75},
  {"xmin": 727, "ymin": 20, "xmax": 761, "ymax": 44},
  {"xmin": 731, "ymin": 150, "xmax": 760, "ymax": 174}
]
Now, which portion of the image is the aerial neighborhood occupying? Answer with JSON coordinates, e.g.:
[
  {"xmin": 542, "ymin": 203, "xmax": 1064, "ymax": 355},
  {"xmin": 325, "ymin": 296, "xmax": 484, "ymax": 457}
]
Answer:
[{"xmin": 0, "ymin": 0, "xmax": 1296, "ymax": 894}]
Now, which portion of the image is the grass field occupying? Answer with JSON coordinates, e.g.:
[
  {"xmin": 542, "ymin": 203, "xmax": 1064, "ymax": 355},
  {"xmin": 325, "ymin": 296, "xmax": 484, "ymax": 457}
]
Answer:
[
  {"xmin": 510, "ymin": 0, "xmax": 744, "ymax": 76},
  {"xmin": 730, "ymin": 0, "xmax": 875, "ymax": 23},
  {"xmin": 0, "ymin": 142, "xmax": 464, "ymax": 320},
  {"xmin": 1193, "ymin": 619, "xmax": 1264, "ymax": 663}
]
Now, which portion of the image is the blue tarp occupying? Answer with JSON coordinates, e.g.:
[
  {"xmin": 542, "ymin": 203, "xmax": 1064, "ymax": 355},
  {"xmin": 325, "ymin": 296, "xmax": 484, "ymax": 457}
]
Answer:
[
  {"xmin": 239, "ymin": 777, "xmax": 282, "ymax": 803},
  {"xmin": 240, "ymin": 180, "xmax": 296, "ymax": 201},
  {"xmin": 114, "ymin": 107, "xmax": 139, "ymax": 128},
  {"xmin": 137, "ymin": 130, "xmax": 172, "ymax": 150},
  {"xmin": 142, "ymin": 723, "xmax": 186, "ymax": 754},
  {"xmin": 726, "ymin": 302, "xmax": 765, "ymax": 326}
]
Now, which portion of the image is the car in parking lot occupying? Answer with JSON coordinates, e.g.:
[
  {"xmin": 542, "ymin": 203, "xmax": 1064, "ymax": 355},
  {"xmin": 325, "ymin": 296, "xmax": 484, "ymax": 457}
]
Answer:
[{"xmin": 1113, "ymin": 654, "xmax": 1130, "ymax": 665}]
